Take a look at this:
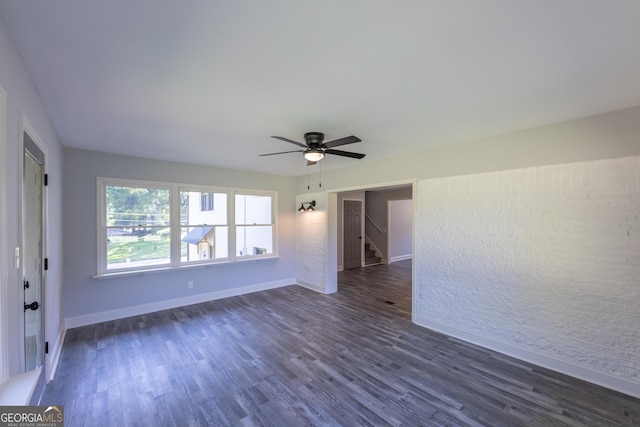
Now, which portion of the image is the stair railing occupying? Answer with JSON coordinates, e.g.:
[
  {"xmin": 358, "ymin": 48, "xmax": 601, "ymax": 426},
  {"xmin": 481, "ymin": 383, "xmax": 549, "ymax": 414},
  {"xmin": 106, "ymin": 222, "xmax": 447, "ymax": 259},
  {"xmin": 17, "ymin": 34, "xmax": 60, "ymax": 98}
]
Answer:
[{"xmin": 365, "ymin": 214, "xmax": 384, "ymax": 234}]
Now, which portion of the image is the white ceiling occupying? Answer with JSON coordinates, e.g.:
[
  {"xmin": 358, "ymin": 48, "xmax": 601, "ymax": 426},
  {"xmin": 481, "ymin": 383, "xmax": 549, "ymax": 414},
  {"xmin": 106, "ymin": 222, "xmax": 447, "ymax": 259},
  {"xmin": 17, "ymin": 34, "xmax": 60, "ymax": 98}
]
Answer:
[{"xmin": 2, "ymin": 1, "xmax": 640, "ymax": 177}]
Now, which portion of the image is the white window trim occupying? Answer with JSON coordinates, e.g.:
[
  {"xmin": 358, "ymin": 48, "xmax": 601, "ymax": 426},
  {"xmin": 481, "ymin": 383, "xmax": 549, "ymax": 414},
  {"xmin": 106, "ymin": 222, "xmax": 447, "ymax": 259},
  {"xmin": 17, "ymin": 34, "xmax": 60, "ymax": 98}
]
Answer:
[
  {"xmin": 96, "ymin": 177, "xmax": 173, "ymax": 275},
  {"xmin": 96, "ymin": 177, "xmax": 278, "ymax": 277}
]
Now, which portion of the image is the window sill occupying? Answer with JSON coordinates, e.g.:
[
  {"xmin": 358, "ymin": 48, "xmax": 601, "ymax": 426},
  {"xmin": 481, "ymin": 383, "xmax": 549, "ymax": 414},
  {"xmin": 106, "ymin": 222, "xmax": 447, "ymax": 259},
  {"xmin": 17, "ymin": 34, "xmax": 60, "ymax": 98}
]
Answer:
[
  {"xmin": 0, "ymin": 370, "xmax": 40, "ymax": 405},
  {"xmin": 93, "ymin": 255, "xmax": 280, "ymax": 280}
]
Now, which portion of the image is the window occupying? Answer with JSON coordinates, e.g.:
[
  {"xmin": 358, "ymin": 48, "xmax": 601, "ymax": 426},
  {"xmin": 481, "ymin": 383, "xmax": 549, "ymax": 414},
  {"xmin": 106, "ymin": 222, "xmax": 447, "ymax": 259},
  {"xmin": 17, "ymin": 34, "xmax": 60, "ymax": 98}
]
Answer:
[
  {"xmin": 235, "ymin": 194, "xmax": 274, "ymax": 257},
  {"xmin": 97, "ymin": 178, "xmax": 276, "ymax": 275},
  {"xmin": 180, "ymin": 189, "xmax": 227, "ymax": 262},
  {"xmin": 103, "ymin": 183, "xmax": 171, "ymax": 271},
  {"xmin": 200, "ymin": 192, "xmax": 214, "ymax": 211}
]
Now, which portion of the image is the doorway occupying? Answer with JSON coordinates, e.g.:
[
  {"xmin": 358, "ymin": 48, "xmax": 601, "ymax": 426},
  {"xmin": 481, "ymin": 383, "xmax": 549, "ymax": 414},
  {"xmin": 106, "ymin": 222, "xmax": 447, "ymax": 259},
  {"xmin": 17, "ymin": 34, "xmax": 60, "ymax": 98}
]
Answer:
[
  {"xmin": 22, "ymin": 131, "xmax": 45, "ymax": 374},
  {"xmin": 331, "ymin": 182, "xmax": 416, "ymax": 322}
]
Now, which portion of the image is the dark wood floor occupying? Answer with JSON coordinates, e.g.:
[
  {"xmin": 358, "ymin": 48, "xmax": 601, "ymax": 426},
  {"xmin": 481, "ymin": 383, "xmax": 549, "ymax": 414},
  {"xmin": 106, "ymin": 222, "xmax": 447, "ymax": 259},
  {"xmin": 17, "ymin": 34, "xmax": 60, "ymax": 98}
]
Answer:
[{"xmin": 42, "ymin": 260, "xmax": 640, "ymax": 426}]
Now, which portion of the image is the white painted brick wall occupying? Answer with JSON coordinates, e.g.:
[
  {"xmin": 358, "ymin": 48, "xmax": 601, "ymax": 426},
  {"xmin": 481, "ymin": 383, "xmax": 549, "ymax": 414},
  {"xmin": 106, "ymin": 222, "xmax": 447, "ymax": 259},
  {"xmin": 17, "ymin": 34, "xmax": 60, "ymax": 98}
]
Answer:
[
  {"xmin": 295, "ymin": 193, "xmax": 327, "ymax": 290},
  {"xmin": 415, "ymin": 156, "xmax": 640, "ymax": 384}
]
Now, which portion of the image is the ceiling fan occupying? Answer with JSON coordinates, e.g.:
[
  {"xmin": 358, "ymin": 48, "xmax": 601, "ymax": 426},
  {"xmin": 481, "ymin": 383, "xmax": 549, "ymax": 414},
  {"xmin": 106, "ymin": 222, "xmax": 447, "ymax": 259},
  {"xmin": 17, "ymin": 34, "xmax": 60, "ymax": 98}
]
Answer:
[{"xmin": 260, "ymin": 132, "xmax": 365, "ymax": 165}]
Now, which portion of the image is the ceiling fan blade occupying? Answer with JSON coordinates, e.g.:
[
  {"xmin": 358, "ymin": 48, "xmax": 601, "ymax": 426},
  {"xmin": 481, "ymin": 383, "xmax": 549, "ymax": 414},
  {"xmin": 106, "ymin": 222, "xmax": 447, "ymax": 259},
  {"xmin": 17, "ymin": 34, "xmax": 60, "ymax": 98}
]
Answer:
[
  {"xmin": 323, "ymin": 135, "xmax": 361, "ymax": 148},
  {"xmin": 271, "ymin": 136, "xmax": 307, "ymax": 147},
  {"xmin": 259, "ymin": 150, "xmax": 304, "ymax": 156},
  {"xmin": 307, "ymin": 160, "xmax": 317, "ymax": 166},
  {"xmin": 325, "ymin": 149, "xmax": 366, "ymax": 159}
]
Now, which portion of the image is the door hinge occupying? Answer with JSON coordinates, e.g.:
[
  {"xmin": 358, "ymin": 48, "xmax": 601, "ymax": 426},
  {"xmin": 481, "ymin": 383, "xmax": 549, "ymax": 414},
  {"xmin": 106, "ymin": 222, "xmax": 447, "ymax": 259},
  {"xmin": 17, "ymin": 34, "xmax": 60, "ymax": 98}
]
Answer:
[
  {"xmin": 44, "ymin": 258, "xmax": 48, "ymax": 270},
  {"xmin": 45, "ymin": 342, "xmax": 49, "ymax": 354},
  {"xmin": 44, "ymin": 174, "xmax": 48, "ymax": 186}
]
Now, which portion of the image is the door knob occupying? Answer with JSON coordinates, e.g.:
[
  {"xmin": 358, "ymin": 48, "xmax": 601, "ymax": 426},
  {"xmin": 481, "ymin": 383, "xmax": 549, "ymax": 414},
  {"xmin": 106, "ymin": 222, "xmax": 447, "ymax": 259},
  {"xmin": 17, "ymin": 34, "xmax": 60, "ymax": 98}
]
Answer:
[{"xmin": 24, "ymin": 301, "xmax": 39, "ymax": 311}]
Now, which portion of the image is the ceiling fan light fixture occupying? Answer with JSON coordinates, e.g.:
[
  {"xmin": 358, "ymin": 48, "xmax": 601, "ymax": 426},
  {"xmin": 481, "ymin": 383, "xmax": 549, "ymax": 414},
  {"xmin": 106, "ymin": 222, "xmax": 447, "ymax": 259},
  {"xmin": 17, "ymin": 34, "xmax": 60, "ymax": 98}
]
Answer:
[
  {"xmin": 263, "ymin": 132, "xmax": 364, "ymax": 163},
  {"xmin": 303, "ymin": 148, "xmax": 325, "ymax": 162}
]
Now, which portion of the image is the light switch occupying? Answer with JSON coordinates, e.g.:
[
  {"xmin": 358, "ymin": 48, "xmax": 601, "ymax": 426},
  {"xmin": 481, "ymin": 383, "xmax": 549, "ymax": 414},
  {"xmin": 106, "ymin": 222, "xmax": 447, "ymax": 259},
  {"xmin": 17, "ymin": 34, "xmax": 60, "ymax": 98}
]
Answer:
[{"xmin": 14, "ymin": 247, "xmax": 20, "ymax": 269}]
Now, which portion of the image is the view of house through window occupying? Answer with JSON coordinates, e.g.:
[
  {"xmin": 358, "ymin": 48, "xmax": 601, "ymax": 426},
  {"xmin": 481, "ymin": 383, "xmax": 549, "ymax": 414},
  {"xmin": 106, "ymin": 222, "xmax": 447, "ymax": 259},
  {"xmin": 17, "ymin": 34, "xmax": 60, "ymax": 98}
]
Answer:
[
  {"xmin": 99, "ymin": 178, "xmax": 276, "ymax": 274},
  {"xmin": 180, "ymin": 190, "xmax": 228, "ymax": 262}
]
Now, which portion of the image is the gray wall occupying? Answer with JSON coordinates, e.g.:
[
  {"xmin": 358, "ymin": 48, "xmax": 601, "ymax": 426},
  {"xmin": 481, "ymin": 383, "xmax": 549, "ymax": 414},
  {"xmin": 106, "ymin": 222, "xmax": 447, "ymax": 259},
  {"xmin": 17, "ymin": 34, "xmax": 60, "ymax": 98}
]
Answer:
[
  {"xmin": 388, "ymin": 199, "xmax": 412, "ymax": 261},
  {"xmin": 63, "ymin": 148, "xmax": 297, "ymax": 325},
  {"xmin": 365, "ymin": 187, "xmax": 412, "ymax": 263},
  {"xmin": 0, "ymin": 17, "xmax": 64, "ymax": 380}
]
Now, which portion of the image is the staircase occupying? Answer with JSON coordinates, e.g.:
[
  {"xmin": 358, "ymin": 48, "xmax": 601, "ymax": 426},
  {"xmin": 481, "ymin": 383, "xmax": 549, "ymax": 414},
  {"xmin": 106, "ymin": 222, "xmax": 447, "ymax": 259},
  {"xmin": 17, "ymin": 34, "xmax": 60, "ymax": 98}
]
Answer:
[{"xmin": 364, "ymin": 243, "xmax": 382, "ymax": 266}]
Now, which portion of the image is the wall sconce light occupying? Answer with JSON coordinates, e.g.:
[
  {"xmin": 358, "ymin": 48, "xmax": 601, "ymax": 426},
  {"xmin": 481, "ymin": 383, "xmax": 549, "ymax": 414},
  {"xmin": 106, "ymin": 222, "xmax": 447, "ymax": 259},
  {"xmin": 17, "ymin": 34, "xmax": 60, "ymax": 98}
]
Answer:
[{"xmin": 297, "ymin": 200, "xmax": 316, "ymax": 212}]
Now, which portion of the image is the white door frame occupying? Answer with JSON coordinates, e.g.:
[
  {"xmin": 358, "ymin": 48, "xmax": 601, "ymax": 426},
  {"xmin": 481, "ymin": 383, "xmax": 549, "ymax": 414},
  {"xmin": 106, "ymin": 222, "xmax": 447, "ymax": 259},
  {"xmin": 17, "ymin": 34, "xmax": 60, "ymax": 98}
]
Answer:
[
  {"xmin": 18, "ymin": 114, "xmax": 48, "ymax": 377},
  {"xmin": 0, "ymin": 86, "xmax": 8, "ymax": 384}
]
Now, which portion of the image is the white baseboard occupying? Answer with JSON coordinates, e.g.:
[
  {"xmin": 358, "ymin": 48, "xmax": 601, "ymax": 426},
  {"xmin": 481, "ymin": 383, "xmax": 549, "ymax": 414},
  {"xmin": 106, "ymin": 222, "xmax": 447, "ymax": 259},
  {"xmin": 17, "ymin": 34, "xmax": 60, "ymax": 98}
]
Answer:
[
  {"xmin": 46, "ymin": 326, "xmax": 67, "ymax": 382},
  {"xmin": 390, "ymin": 254, "xmax": 412, "ymax": 263},
  {"xmin": 415, "ymin": 315, "xmax": 640, "ymax": 399},
  {"xmin": 65, "ymin": 278, "xmax": 295, "ymax": 329}
]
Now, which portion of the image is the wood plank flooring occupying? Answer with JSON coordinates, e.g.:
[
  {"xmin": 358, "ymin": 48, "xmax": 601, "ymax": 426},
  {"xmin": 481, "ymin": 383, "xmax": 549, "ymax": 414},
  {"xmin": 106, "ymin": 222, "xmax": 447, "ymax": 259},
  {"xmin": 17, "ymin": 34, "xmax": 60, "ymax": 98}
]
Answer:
[{"xmin": 42, "ymin": 260, "xmax": 640, "ymax": 426}]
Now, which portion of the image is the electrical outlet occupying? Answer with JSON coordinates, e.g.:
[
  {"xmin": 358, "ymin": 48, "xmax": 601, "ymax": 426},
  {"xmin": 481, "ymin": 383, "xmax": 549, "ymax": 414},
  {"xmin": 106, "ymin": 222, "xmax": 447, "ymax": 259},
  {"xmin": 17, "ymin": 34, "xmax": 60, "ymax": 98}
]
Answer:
[{"xmin": 187, "ymin": 281, "xmax": 194, "ymax": 289}]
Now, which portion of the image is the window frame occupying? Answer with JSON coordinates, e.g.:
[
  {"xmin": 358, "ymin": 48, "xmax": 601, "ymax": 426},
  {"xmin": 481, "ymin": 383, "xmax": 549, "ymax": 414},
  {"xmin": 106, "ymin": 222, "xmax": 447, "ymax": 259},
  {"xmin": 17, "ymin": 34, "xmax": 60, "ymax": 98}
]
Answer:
[
  {"xmin": 234, "ymin": 192, "xmax": 276, "ymax": 257},
  {"xmin": 178, "ymin": 185, "xmax": 230, "ymax": 266},
  {"xmin": 96, "ymin": 177, "xmax": 278, "ymax": 276}
]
